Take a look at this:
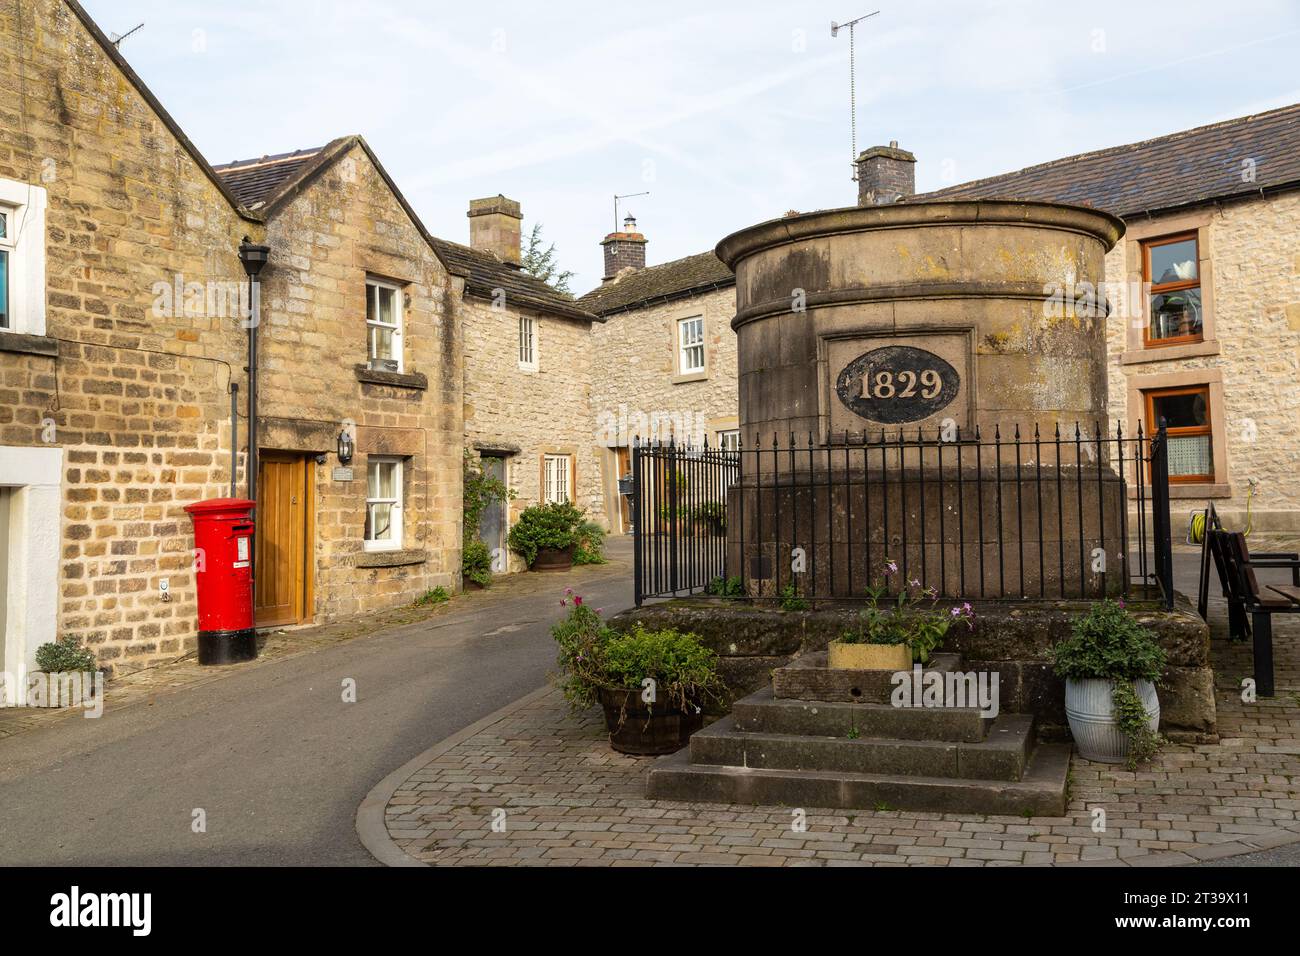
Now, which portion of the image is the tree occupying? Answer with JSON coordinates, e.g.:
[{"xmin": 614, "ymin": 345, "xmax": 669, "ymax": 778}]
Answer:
[{"xmin": 520, "ymin": 222, "xmax": 575, "ymax": 295}]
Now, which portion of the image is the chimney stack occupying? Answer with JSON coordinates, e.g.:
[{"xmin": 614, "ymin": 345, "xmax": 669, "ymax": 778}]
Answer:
[
  {"xmin": 467, "ymin": 195, "xmax": 522, "ymax": 266},
  {"xmin": 600, "ymin": 214, "xmax": 647, "ymax": 282},
  {"xmin": 856, "ymin": 141, "xmax": 916, "ymax": 206}
]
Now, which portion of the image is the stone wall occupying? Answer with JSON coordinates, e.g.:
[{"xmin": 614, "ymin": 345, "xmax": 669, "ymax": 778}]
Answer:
[
  {"xmin": 1104, "ymin": 193, "xmax": 1300, "ymax": 531},
  {"xmin": 258, "ymin": 142, "xmax": 463, "ymax": 618},
  {"xmin": 0, "ymin": 0, "xmax": 255, "ymax": 674},
  {"xmin": 460, "ymin": 295, "xmax": 605, "ymax": 567},
  {"xmin": 588, "ymin": 285, "xmax": 739, "ymax": 531}
]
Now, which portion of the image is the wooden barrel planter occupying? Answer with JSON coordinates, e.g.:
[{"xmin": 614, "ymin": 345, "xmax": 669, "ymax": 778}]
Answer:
[
  {"xmin": 532, "ymin": 545, "xmax": 574, "ymax": 571},
  {"xmin": 597, "ymin": 687, "xmax": 704, "ymax": 755}
]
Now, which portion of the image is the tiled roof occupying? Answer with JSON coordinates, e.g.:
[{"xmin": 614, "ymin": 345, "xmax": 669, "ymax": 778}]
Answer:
[
  {"xmin": 577, "ymin": 251, "xmax": 734, "ymax": 315},
  {"xmin": 213, "ymin": 148, "xmax": 324, "ymax": 210},
  {"xmin": 431, "ymin": 239, "xmax": 599, "ymax": 323},
  {"xmin": 917, "ymin": 103, "xmax": 1300, "ymax": 216}
]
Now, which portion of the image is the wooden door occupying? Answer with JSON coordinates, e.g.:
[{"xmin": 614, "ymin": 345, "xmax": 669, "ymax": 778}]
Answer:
[
  {"xmin": 615, "ymin": 447, "xmax": 632, "ymax": 533},
  {"xmin": 255, "ymin": 453, "xmax": 311, "ymax": 627}
]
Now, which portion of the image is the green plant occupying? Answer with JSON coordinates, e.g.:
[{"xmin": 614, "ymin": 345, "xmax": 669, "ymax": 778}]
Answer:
[
  {"xmin": 550, "ymin": 593, "xmax": 724, "ymax": 714},
  {"xmin": 692, "ymin": 501, "xmax": 726, "ymax": 531},
  {"xmin": 778, "ymin": 583, "xmax": 808, "ymax": 612},
  {"xmin": 414, "ymin": 586, "xmax": 450, "ymax": 606},
  {"xmin": 462, "ymin": 452, "xmax": 513, "ymax": 585},
  {"xmin": 846, "ymin": 727, "xmax": 860, "ymax": 740},
  {"xmin": 1052, "ymin": 599, "xmax": 1168, "ymax": 769},
  {"xmin": 704, "ymin": 575, "xmax": 745, "ymax": 598},
  {"xmin": 35, "ymin": 635, "xmax": 97, "ymax": 673},
  {"xmin": 508, "ymin": 500, "xmax": 585, "ymax": 567},
  {"xmin": 573, "ymin": 520, "xmax": 607, "ymax": 565},
  {"xmin": 836, "ymin": 560, "xmax": 973, "ymax": 664},
  {"xmin": 462, "ymin": 539, "xmax": 493, "ymax": 587}
]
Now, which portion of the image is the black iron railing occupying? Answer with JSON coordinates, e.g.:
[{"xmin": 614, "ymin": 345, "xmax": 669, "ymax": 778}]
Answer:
[{"xmin": 632, "ymin": 422, "xmax": 1174, "ymax": 608}]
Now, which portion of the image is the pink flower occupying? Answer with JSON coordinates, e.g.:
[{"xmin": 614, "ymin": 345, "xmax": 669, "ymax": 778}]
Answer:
[
  {"xmin": 595, "ymin": 608, "xmax": 604, "ymax": 615},
  {"xmin": 574, "ymin": 595, "xmax": 583, "ymax": 606},
  {"xmin": 565, "ymin": 588, "xmax": 573, "ymax": 596}
]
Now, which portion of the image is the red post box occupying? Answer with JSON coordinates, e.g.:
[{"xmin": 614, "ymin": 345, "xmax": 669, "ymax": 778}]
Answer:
[{"xmin": 183, "ymin": 498, "xmax": 257, "ymax": 665}]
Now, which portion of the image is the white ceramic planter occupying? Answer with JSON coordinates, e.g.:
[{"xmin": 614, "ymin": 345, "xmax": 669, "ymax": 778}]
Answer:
[{"xmin": 1064, "ymin": 678, "xmax": 1159, "ymax": 763}]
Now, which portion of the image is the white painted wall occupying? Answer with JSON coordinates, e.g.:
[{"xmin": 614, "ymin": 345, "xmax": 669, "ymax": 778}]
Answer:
[{"xmin": 0, "ymin": 446, "xmax": 62, "ymax": 705}]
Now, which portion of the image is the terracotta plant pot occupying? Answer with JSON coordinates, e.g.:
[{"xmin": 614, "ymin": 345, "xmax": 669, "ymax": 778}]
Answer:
[
  {"xmin": 827, "ymin": 640, "xmax": 911, "ymax": 671},
  {"xmin": 532, "ymin": 545, "xmax": 574, "ymax": 571},
  {"xmin": 597, "ymin": 687, "xmax": 704, "ymax": 755}
]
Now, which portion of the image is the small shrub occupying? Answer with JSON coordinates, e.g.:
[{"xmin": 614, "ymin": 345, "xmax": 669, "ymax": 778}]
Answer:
[
  {"xmin": 778, "ymin": 583, "xmax": 808, "ymax": 612},
  {"xmin": 573, "ymin": 520, "xmax": 607, "ymax": 565},
  {"xmin": 508, "ymin": 501, "xmax": 584, "ymax": 567},
  {"xmin": 704, "ymin": 575, "xmax": 745, "ymax": 598},
  {"xmin": 836, "ymin": 560, "xmax": 974, "ymax": 664},
  {"xmin": 414, "ymin": 586, "xmax": 450, "ymax": 607},
  {"xmin": 462, "ymin": 539, "xmax": 493, "ymax": 587},
  {"xmin": 35, "ymin": 635, "xmax": 97, "ymax": 673}
]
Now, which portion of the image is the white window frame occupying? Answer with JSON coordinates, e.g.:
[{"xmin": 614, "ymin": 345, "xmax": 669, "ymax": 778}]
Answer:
[
  {"xmin": 543, "ymin": 453, "xmax": 572, "ymax": 505},
  {"xmin": 364, "ymin": 456, "xmax": 404, "ymax": 551},
  {"xmin": 518, "ymin": 314, "xmax": 537, "ymax": 370},
  {"xmin": 366, "ymin": 278, "xmax": 403, "ymax": 372},
  {"xmin": 717, "ymin": 430, "xmax": 740, "ymax": 452},
  {"xmin": 0, "ymin": 179, "xmax": 47, "ymax": 336},
  {"xmin": 677, "ymin": 315, "xmax": 704, "ymax": 374}
]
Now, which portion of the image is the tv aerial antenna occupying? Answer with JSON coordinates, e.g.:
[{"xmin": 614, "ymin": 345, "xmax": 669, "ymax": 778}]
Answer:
[
  {"xmin": 831, "ymin": 10, "xmax": 879, "ymax": 180},
  {"xmin": 613, "ymin": 191, "xmax": 650, "ymax": 233},
  {"xmin": 110, "ymin": 22, "xmax": 145, "ymax": 47}
]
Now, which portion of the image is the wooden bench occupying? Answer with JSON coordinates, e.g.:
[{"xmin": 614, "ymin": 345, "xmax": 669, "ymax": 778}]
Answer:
[{"xmin": 1218, "ymin": 530, "xmax": 1300, "ymax": 697}]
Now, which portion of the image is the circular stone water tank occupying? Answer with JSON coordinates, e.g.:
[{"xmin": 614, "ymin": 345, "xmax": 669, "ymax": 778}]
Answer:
[
  {"xmin": 715, "ymin": 200, "xmax": 1128, "ymax": 600},
  {"xmin": 717, "ymin": 200, "xmax": 1124, "ymax": 445}
]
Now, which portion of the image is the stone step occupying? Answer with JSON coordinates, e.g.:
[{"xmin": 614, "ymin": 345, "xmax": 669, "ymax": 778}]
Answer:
[
  {"xmin": 732, "ymin": 685, "xmax": 989, "ymax": 742},
  {"xmin": 773, "ymin": 651, "xmax": 980, "ymax": 705},
  {"xmin": 646, "ymin": 742, "xmax": 1072, "ymax": 816},
  {"xmin": 690, "ymin": 713, "xmax": 1034, "ymax": 781}
]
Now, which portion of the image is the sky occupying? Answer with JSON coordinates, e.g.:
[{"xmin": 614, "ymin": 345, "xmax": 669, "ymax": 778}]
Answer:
[{"xmin": 81, "ymin": 0, "xmax": 1300, "ymax": 294}]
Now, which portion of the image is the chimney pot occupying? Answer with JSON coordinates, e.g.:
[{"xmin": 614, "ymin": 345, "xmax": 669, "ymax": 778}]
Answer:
[
  {"xmin": 855, "ymin": 143, "xmax": 916, "ymax": 207},
  {"xmin": 467, "ymin": 194, "xmax": 523, "ymax": 266}
]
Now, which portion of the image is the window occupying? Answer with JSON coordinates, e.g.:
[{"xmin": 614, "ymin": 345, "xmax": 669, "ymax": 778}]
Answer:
[
  {"xmin": 518, "ymin": 315, "xmax": 536, "ymax": 369},
  {"xmin": 0, "ymin": 179, "xmax": 47, "ymax": 336},
  {"xmin": 0, "ymin": 207, "xmax": 10, "ymax": 329},
  {"xmin": 364, "ymin": 457, "xmax": 403, "ymax": 550},
  {"xmin": 717, "ymin": 430, "xmax": 740, "ymax": 452},
  {"xmin": 677, "ymin": 316, "xmax": 704, "ymax": 374},
  {"xmin": 543, "ymin": 453, "xmax": 572, "ymax": 505},
  {"xmin": 366, "ymin": 279, "xmax": 403, "ymax": 372},
  {"xmin": 1143, "ymin": 233, "xmax": 1201, "ymax": 347},
  {"xmin": 1146, "ymin": 386, "xmax": 1212, "ymax": 482}
]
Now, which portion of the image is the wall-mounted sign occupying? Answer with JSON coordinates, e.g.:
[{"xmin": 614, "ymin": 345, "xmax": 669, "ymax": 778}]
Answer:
[
  {"xmin": 835, "ymin": 345, "xmax": 960, "ymax": 424},
  {"xmin": 332, "ymin": 467, "xmax": 355, "ymax": 482}
]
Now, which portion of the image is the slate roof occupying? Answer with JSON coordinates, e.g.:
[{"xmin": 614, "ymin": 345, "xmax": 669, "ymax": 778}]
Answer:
[
  {"xmin": 431, "ymin": 239, "xmax": 599, "ymax": 323},
  {"xmin": 917, "ymin": 103, "xmax": 1300, "ymax": 217},
  {"xmin": 212, "ymin": 149, "xmax": 324, "ymax": 210},
  {"xmin": 576, "ymin": 251, "xmax": 735, "ymax": 316}
]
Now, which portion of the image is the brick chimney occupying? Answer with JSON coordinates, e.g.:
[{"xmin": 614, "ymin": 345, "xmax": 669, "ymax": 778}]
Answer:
[
  {"xmin": 856, "ymin": 141, "xmax": 916, "ymax": 206},
  {"xmin": 467, "ymin": 195, "xmax": 522, "ymax": 266},
  {"xmin": 600, "ymin": 214, "xmax": 647, "ymax": 282}
]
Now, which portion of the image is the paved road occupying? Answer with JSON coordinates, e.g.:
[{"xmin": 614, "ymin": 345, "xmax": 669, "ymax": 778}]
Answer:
[{"xmin": 0, "ymin": 558, "xmax": 634, "ymax": 866}]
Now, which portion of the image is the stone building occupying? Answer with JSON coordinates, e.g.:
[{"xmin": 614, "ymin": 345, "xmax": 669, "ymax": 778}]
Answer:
[
  {"xmin": 432, "ymin": 199, "xmax": 607, "ymax": 569},
  {"xmin": 580, "ymin": 225, "xmax": 737, "ymax": 534},
  {"xmin": 579, "ymin": 108, "xmax": 1300, "ymax": 532},
  {"xmin": 922, "ymin": 104, "xmax": 1300, "ymax": 532},
  {"xmin": 211, "ymin": 138, "xmax": 463, "ymax": 626},
  {"xmin": 1, "ymin": 0, "xmax": 257, "ymax": 691}
]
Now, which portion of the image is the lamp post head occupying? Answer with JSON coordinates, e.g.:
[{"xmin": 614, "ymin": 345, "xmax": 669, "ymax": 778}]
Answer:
[
  {"xmin": 238, "ymin": 236, "xmax": 271, "ymax": 279},
  {"xmin": 337, "ymin": 429, "xmax": 354, "ymax": 465}
]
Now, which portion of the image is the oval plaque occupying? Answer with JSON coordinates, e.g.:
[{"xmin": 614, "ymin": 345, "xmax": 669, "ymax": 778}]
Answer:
[{"xmin": 835, "ymin": 345, "xmax": 960, "ymax": 424}]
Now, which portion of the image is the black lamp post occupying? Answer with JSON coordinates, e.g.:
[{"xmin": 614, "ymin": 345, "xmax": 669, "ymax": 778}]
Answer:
[{"xmin": 238, "ymin": 236, "xmax": 271, "ymax": 582}]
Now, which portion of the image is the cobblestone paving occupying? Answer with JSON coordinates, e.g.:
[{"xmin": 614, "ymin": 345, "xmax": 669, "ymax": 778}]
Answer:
[{"xmin": 384, "ymin": 589, "xmax": 1300, "ymax": 867}]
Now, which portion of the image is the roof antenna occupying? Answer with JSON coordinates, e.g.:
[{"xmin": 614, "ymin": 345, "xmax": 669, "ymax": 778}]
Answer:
[
  {"xmin": 831, "ymin": 10, "xmax": 879, "ymax": 182},
  {"xmin": 613, "ymin": 192, "xmax": 650, "ymax": 233},
  {"xmin": 110, "ymin": 22, "xmax": 145, "ymax": 47}
]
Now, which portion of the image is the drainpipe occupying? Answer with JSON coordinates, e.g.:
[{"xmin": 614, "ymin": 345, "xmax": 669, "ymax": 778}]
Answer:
[
  {"xmin": 237, "ymin": 238, "xmax": 271, "ymax": 572},
  {"xmin": 229, "ymin": 382, "xmax": 239, "ymax": 499}
]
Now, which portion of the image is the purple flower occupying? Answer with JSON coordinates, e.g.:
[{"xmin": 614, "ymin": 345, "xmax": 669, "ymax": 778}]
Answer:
[
  {"xmin": 565, "ymin": 587, "xmax": 573, "ymax": 596},
  {"xmin": 595, "ymin": 608, "xmax": 604, "ymax": 615}
]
